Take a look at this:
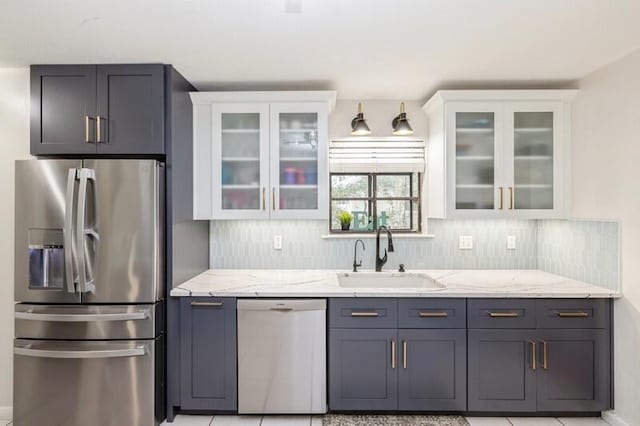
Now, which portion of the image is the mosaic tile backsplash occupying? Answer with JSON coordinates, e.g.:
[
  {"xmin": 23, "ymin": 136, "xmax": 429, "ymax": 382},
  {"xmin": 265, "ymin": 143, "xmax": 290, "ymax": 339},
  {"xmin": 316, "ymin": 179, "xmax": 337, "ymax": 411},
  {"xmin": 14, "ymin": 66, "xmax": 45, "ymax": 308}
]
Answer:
[
  {"xmin": 537, "ymin": 220, "xmax": 619, "ymax": 290},
  {"xmin": 209, "ymin": 218, "xmax": 620, "ymax": 289}
]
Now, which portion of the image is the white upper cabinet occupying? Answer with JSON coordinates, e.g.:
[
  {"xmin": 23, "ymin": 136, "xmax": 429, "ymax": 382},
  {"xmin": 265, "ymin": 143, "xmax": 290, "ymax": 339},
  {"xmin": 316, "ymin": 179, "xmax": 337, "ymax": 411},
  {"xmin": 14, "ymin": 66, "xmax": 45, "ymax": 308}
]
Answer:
[
  {"xmin": 423, "ymin": 90, "xmax": 576, "ymax": 219},
  {"xmin": 191, "ymin": 91, "xmax": 336, "ymax": 220}
]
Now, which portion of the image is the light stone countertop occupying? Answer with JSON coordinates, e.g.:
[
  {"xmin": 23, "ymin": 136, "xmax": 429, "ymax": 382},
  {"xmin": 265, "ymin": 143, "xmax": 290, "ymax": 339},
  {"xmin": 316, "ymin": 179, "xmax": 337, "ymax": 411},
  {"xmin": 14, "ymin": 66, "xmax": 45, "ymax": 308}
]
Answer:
[{"xmin": 170, "ymin": 269, "xmax": 620, "ymax": 298}]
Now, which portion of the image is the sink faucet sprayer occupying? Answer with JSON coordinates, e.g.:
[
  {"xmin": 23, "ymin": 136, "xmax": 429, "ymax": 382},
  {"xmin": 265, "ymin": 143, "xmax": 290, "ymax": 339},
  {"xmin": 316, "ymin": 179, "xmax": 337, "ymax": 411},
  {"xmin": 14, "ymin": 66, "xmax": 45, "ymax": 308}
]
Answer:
[{"xmin": 375, "ymin": 225, "xmax": 394, "ymax": 272}]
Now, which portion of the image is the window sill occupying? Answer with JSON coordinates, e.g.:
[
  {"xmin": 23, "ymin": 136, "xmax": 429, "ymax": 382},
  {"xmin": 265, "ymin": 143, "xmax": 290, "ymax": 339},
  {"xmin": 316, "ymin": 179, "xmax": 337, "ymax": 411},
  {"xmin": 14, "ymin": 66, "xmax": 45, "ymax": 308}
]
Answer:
[{"xmin": 321, "ymin": 233, "xmax": 435, "ymax": 240}]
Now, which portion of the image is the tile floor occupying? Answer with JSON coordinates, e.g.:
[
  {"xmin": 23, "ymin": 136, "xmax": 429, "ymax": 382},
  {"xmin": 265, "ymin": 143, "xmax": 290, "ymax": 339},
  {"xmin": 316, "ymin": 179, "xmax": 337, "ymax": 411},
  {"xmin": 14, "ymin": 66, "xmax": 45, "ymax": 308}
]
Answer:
[{"xmin": 162, "ymin": 415, "xmax": 610, "ymax": 426}]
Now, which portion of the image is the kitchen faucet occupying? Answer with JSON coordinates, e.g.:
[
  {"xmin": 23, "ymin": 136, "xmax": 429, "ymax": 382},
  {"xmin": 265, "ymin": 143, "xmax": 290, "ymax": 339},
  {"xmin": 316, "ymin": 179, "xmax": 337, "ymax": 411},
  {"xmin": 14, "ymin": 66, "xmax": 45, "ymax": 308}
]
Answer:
[
  {"xmin": 375, "ymin": 225, "xmax": 394, "ymax": 272},
  {"xmin": 352, "ymin": 239, "xmax": 365, "ymax": 272}
]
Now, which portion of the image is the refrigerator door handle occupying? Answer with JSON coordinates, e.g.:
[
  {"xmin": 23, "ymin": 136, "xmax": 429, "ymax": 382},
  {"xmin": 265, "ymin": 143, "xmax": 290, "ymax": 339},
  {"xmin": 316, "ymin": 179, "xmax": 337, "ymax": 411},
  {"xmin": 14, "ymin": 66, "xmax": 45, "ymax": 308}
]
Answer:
[
  {"xmin": 76, "ymin": 168, "xmax": 98, "ymax": 294},
  {"xmin": 15, "ymin": 345, "xmax": 147, "ymax": 359},
  {"xmin": 15, "ymin": 310, "xmax": 149, "ymax": 322},
  {"xmin": 64, "ymin": 169, "xmax": 78, "ymax": 294}
]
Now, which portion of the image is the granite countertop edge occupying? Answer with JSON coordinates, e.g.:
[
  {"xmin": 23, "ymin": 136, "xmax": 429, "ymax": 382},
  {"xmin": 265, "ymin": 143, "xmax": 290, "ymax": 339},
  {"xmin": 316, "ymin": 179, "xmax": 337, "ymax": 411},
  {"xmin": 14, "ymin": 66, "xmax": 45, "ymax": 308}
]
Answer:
[{"xmin": 170, "ymin": 269, "xmax": 620, "ymax": 299}]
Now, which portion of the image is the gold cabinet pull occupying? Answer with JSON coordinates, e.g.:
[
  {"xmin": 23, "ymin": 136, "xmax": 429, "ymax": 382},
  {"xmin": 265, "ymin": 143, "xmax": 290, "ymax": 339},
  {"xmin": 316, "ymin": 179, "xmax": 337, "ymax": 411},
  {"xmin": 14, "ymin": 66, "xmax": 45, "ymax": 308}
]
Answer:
[
  {"xmin": 488, "ymin": 312, "xmax": 519, "ymax": 318},
  {"xmin": 540, "ymin": 339, "xmax": 548, "ymax": 370},
  {"xmin": 418, "ymin": 312, "xmax": 448, "ymax": 318},
  {"xmin": 262, "ymin": 187, "xmax": 266, "ymax": 210},
  {"xmin": 402, "ymin": 340, "xmax": 407, "ymax": 369},
  {"xmin": 351, "ymin": 312, "xmax": 379, "ymax": 317},
  {"xmin": 499, "ymin": 187, "xmax": 504, "ymax": 210},
  {"xmin": 556, "ymin": 311, "xmax": 589, "ymax": 318},
  {"xmin": 509, "ymin": 186, "xmax": 514, "ymax": 210},
  {"xmin": 96, "ymin": 116, "xmax": 102, "ymax": 143},
  {"xmin": 272, "ymin": 187, "xmax": 276, "ymax": 210},
  {"xmin": 190, "ymin": 301, "xmax": 223, "ymax": 307},
  {"xmin": 391, "ymin": 340, "xmax": 396, "ymax": 369},
  {"xmin": 84, "ymin": 115, "xmax": 94, "ymax": 143},
  {"xmin": 529, "ymin": 340, "xmax": 537, "ymax": 371}
]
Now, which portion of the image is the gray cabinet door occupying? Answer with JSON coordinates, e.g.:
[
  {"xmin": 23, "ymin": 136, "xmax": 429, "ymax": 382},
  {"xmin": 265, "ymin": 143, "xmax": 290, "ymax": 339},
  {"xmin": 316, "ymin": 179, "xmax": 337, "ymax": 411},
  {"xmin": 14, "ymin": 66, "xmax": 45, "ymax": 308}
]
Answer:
[
  {"xmin": 398, "ymin": 329, "xmax": 466, "ymax": 411},
  {"xmin": 329, "ymin": 329, "xmax": 398, "ymax": 411},
  {"xmin": 180, "ymin": 297, "xmax": 237, "ymax": 411},
  {"xmin": 468, "ymin": 329, "xmax": 537, "ymax": 412},
  {"xmin": 536, "ymin": 329, "xmax": 610, "ymax": 412},
  {"xmin": 96, "ymin": 64, "xmax": 165, "ymax": 154},
  {"xmin": 30, "ymin": 65, "xmax": 98, "ymax": 155}
]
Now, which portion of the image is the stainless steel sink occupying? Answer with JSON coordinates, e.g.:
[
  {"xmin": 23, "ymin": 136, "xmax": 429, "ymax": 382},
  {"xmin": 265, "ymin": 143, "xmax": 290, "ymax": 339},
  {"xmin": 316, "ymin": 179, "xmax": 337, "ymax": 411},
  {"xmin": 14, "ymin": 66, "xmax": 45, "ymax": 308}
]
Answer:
[{"xmin": 337, "ymin": 272, "xmax": 444, "ymax": 289}]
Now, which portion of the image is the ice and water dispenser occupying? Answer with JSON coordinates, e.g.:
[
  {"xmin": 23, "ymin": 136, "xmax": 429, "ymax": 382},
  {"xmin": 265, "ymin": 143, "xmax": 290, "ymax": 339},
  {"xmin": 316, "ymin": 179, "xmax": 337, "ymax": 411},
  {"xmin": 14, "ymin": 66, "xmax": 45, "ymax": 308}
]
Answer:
[{"xmin": 28, "ymin": 229, "xmax": 65, "ymax": 290}]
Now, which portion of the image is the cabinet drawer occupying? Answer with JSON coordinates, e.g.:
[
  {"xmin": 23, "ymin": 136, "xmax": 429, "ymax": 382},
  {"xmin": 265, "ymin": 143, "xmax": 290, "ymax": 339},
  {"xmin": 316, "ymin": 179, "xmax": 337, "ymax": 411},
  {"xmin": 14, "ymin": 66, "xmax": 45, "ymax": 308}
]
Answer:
[
  {"xmin": 398, "ymin": 299, "xmax": 466, "ymax": 329},
  {"xmin": 329, "ymin": 299, "xmax": 398, "ymax": 329},
  {"xmin": 467, "ymin": 299, "xmax": 536, "ymax": 329},
  {"xmin": 536, "ymin": 299, "xmax": 610, "ymax": 329}
]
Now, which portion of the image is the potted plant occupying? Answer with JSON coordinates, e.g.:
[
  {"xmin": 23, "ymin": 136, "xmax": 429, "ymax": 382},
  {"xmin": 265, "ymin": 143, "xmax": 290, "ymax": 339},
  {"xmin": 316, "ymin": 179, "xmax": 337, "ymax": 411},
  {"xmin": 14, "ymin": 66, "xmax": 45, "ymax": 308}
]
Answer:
[{"xmin": 337, "ymin": 211, "xmax": 353, "ymax": 231}]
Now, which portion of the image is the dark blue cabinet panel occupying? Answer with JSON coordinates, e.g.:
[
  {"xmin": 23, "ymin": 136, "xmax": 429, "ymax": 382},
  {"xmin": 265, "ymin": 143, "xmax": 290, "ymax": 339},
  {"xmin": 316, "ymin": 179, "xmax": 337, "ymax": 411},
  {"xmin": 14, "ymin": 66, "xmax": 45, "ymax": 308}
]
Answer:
[
  {"xmin": 30, "ymin": 64, "xmax": 166, "ymax": 156},
  {"xmin": 399, "ymin": 299, "xmax": 466, "ymax": 329},
  {"xmin": 398, "ymin": 329, "xmax": 466, "ymax": 411},
  {"xmin": 329, "ymin": 298, "xmax": 398, "ymax": 329},
  {"xmin": 96, "ymin": 64, "xmax": 165, "ymax": 154},
  {"xmin": 536, "ymin": 299, "xmax": 609, "ymax": 329},
  {"xmin": 468, "ymin": 299, "xmax": 536, "ymax": 329},
  {"xmin": 468, "ymin": 329, "xmax": 538, "ymax": 412},
  {"xmin": 329, "ymin": 328, "xmax": 398, "ymax": 410},
  {"xmin": 180, "ymin": 297, "xmax": 236, "ymax": 411},
  {"xmin": 30, "ymin": 65, "xmax": 98, "ymax": 155},
  {"xmin": 536, "ymin": 329, "xmax": 610, "ymax": 411}
]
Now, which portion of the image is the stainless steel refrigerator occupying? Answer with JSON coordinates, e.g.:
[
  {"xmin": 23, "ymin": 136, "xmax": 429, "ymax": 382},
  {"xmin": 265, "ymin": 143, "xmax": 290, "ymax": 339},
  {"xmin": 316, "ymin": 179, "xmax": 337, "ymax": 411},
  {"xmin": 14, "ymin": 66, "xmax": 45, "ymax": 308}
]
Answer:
[{"xmin": 13, "ymin": 159, "xmax": 165, "ymax": 426}]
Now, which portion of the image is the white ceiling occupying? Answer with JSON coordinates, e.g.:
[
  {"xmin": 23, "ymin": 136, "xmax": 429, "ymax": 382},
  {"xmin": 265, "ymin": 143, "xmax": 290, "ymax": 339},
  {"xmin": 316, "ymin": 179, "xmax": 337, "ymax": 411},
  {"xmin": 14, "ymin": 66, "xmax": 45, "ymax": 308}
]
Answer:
[{"xmin": 1, "ymin": 0, "xmax": 639, "ymax": 100}]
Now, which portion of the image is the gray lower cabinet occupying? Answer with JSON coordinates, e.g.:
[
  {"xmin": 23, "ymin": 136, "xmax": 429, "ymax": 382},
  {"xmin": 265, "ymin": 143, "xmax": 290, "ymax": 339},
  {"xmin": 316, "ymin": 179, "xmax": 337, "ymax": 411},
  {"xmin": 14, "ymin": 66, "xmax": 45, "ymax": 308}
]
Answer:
[
  {"xmin": 329, "ymin": 328, "xmax": 398, "ymax": 411},
  {"xmin": 468, "ymin": 298, "xmax": 612, "ymax": 413},
  {"xmin": 180, "ymin": 297, "xmax": 237, "ymax": 411},
  {"xmin": 468, "ymin": 329, "xmax": 538, "ymax": 412},
  {"xmin": 536, "ymin": 329, "xmax": 610, "ymax": 412},
  {"xmin": 398, "ymin": 329, "xmax": 467, "ymax": 411}
]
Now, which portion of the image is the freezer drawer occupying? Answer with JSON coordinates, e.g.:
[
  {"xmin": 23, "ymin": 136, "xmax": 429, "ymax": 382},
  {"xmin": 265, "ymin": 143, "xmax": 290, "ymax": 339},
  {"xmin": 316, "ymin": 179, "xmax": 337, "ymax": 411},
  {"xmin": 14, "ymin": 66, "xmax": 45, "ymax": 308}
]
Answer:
[
  {"xmin": 237, "ymin": 299, "xmax": 327, "ymax": 414},
  {"xmin": 15, "ymin": 303, "xmax": 162, "ymax": 340},
  {"xmin": 13, "ymin": 337, "xmax": 164, "ymax": 426}
]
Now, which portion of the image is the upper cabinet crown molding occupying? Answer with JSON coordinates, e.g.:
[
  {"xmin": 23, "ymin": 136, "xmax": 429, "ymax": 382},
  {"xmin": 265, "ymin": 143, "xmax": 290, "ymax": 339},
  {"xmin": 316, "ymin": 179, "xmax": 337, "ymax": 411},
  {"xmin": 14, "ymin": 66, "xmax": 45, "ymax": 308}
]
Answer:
[
  {"xmin": 190, "ymin": 91, "xmax": 337, "ymax": 110},
  {"xmin": 423, "ymin": 89, "xmax": 579, "ymax": 112},
  {"xmin": 422, "ymin": 89, "xmax": 577, "ymax": 220}
]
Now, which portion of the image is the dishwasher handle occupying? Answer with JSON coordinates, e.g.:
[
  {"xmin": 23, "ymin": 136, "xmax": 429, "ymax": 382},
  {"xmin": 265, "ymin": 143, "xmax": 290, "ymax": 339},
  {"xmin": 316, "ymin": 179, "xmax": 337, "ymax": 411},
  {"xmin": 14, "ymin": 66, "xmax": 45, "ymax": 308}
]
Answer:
[{"xmin": 237, "ymin": 299, "xmax": 326, "ymax": 312}]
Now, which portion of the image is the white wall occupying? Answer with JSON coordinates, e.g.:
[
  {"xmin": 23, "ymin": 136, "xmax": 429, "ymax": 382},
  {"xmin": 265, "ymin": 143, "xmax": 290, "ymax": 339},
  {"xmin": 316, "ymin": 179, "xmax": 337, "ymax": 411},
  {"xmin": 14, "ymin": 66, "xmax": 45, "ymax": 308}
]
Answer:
[
  {"xmin": 571, "ymin": 49, "xmax": 640, "ymax": 426},
  {"xmin": 0, "ymin": 68, "xmax": 30, "ymax": 419},
  {"xmin": 329, "ymin": 100, "xmax": 427, "ymax": 140}
]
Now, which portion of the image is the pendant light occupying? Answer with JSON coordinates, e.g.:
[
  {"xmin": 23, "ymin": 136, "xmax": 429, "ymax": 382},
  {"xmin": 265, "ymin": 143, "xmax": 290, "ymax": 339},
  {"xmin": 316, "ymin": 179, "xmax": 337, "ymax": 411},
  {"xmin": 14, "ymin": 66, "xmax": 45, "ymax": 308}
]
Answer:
[
  {"xmin": 392, "ymin": 102, "xmax": 414, "ymax": 136},
  {"xmin": 351, "ymin": 102, "xmax": 371, "ymax": 136}
]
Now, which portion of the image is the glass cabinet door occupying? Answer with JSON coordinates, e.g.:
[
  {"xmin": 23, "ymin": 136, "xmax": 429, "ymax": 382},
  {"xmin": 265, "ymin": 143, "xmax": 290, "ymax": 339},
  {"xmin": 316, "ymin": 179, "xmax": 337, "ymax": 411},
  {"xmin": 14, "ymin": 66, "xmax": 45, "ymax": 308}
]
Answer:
[
  {"xmin": 507, "ymin": 104, "xmax": 560, "ymax": 212},
  {"xmin": 270, "ymin": 103, "xmax": 328, "ymax": 219},
  {"xmin": 449, "ymin": 104, "xmax": 502, "ymax": 213},
  {"xmin": 211, "ymin": 104, "xmax": 270, "ymax": 218}
]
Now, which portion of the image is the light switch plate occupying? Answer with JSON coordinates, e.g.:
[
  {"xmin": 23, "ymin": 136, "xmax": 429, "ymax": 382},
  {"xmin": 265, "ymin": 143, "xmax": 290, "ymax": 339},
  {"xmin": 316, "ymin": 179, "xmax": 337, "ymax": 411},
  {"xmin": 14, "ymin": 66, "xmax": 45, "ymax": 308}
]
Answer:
[
  {"xmin": 507, "ymin": 235, "xmax": 516, "ymax": 250},
  {"xmin": 273, "ymin": 235, "xmax": 283, "ymax": 250},
  {"xmin": 459, "ymin": 235, "xmax": 473, "ymax": 250}
]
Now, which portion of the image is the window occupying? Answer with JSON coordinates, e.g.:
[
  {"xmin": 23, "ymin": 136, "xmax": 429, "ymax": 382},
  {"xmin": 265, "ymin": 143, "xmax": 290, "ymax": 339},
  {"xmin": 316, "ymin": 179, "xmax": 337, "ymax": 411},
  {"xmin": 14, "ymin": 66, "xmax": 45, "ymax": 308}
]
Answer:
[{"xmin": 330, "ymin": 173, "xmax": 421, "ymax": 233}]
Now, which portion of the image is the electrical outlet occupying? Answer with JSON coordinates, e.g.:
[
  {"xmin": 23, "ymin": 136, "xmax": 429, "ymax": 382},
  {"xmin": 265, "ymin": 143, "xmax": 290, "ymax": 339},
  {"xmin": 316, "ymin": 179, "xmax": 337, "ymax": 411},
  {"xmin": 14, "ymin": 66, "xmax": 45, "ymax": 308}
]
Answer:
[
  {"xmin": 507, "ymin": 235, "xmax": 516, "ymax": 250},
  {"xmin": 273, "ymin": 235, "xmax": 283, "ymax": 250},
  {"xmin": 459, "ymin": 235, "xmax": 473, "ymax": 250}
]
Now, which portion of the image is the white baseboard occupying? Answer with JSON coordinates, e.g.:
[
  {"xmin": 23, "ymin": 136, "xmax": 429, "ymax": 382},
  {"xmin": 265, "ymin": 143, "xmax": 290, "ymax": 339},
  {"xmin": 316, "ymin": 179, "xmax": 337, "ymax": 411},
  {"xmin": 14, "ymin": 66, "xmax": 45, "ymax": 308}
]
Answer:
[
  {"xmin": 0, "ymin": 406, "xmax": 11, "ymax": 421},
  {"xmin": 603, "ymin": 411, "xmax": 630, "ymax": 426}
]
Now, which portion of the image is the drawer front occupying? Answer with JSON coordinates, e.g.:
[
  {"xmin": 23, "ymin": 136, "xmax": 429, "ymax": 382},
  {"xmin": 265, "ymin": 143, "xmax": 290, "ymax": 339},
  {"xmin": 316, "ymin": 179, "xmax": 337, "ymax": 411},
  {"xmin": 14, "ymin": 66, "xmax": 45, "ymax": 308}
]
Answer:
[
  {"xmin": 398, "ymin": 299, "xmax": 466, "ymax": 329},
  {"xmin": 329, "ymin": 298, "xmax": 398, "ymax": 329},
  {"xmin": 468, "ymin": 299, "xmax": 536, "ymax": 329},
  {"xmin": 536, "ymin": 299, "xmax": 610, "ymax": 329}
]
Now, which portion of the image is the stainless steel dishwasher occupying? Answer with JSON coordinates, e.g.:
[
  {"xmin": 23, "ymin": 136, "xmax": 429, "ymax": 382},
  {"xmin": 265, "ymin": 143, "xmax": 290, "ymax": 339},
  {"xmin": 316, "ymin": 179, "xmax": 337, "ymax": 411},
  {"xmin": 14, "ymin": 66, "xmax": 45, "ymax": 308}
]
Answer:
[{"xmin": 237, "ymin": 299, "xmax": 327, "ymax": 414}]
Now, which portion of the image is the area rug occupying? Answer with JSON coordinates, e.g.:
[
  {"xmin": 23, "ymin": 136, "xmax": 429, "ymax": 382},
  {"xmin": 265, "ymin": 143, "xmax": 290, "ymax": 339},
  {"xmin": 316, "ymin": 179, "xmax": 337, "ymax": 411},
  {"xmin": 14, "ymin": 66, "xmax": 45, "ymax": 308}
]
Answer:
[{"xmin": 322, "ymin": 414, "xmax": 469, "ymax": 426}]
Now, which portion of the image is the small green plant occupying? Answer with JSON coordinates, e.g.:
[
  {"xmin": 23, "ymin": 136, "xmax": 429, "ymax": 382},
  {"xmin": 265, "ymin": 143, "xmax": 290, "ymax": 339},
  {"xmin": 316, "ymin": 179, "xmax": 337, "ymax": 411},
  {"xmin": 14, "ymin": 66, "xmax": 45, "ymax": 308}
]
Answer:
[{"xmin": 337, "ymin": 210, "xmax": 353, "ymax": 226}]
